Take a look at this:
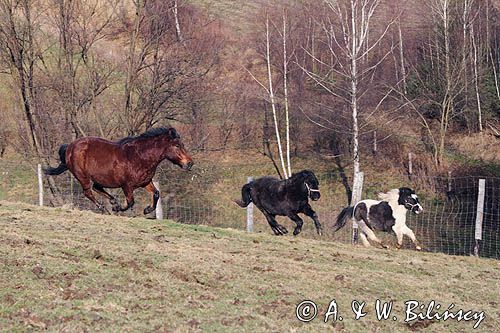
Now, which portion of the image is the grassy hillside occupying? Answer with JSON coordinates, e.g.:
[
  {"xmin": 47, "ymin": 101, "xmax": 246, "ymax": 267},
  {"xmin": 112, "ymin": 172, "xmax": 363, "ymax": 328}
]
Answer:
[{"xmin": 0, "ymin": 201, "xmax": 498, "ymax": 332}]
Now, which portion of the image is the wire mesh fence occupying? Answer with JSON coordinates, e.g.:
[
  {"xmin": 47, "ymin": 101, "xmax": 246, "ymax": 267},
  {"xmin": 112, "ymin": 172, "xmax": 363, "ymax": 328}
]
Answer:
[{"xmin": 2, "ymin": 160, "xmax": 498, "ymax": 259}]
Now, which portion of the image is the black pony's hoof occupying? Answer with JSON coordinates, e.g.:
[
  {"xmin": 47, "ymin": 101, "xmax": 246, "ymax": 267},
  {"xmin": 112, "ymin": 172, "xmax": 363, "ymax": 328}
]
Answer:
[
  {"xmin": 277, "ymin": 225, "xmax": 288, "ymax": 235},
  {"xmin": 293, "ymin": 228, "xmax": 302, "ymax": 236},
  {"xmin": 316, "ymin": 227, "xmax": 323, "ymax": 236},
  {"xmin": 272, "ymin": 225, "xmax": 288, "ymax": 236},
  {"xmin": 143, "ymin": 206, "xmax": 154, "ymax": 215}
]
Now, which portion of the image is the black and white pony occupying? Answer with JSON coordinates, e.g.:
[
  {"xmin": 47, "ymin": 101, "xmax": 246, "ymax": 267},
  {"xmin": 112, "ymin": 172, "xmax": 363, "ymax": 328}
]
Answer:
[
  {"xmin": 235, "ymin": 170, "xmax": 322, "ymax": 236},
  {"xmin": 333, "ymin": 188, "xmax": 423, "ymax": 250}
]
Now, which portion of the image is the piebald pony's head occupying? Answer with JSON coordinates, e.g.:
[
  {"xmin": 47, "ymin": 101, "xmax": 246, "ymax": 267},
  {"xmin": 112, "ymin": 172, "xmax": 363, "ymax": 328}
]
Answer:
[{"xmin": 378, "ymin": 188, "xmax": 423, "ymax": 214}]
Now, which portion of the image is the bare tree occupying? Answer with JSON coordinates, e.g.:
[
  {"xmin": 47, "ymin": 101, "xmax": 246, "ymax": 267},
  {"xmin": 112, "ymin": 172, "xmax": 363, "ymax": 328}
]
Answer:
[
  {"xmin": 47, "ymin": 0, "xmax": 117, "ymax": 138},
  {"xmin": 301, "ymin": 0, "xmax": 394, "ymax": 187},
  {"xmin": 122, "ymin": 0, "xmax": 221, "ymax": 135},
  {"xmin": 247, "ymin": 14, "xmax": 291, "ymax": 179},
  {"xmin": 0, "ymin": 0, "xmax": 41, "ymax": 156}
]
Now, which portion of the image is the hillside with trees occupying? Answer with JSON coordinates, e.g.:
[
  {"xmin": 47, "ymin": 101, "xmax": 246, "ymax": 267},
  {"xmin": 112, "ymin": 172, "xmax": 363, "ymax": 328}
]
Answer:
[{"xmin": 0, "ymin": 0, "xmax": 499, "ymax": 200}]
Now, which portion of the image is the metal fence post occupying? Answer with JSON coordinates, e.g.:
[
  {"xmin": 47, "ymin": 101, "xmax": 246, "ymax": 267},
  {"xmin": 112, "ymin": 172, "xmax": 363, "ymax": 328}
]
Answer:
[
  {"xmin": 474, "ymin": 179, "xmax": 486, "ymax": 257},
  {"xmin": 247, "ymin": 176, "xmax": 253, "ymax": 232},
  {"xmin": 37, "ymin": 164, "xmax": 43, "ymax": 206},
  {"xmin": 153, "ymin": 180, "xmax": 163, "ymax": 220},
  {"xmin": 351, "ymin": 172, "xmax": 364, "ymax": 244}
]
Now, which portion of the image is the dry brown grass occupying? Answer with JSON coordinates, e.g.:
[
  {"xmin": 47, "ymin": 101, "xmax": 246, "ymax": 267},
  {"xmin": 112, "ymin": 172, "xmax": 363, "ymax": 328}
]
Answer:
[
  {"xmin": 0, "ymin": 201, "xmax": 498, "ymax": 332},
  {"xmin": 451, "ymin": 131, "xmax": 500, "ymax": 164}
]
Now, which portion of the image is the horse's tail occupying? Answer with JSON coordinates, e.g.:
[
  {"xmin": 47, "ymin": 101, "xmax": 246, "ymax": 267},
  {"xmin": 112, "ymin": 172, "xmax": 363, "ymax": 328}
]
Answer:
[
  {"xmin": 234, "ymin": 182, "xmax": 253, "ymax": 207},
  {"xmin": 333, "ymin": 206, "xmax": 354, "ymax": 232},
  {"xmin": 44, "ymin": 144, "xmax": 69, "ymax": 176}
]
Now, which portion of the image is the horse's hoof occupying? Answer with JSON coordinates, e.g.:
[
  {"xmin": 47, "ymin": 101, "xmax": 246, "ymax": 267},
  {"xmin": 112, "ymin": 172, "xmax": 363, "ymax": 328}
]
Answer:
[
  {"xmin": 415, "ymin": 245, "xmax": 422, "ymax": 251},
  {"xmin": 316, "ymin": 228, "xmax": 323, "ymax": 236},
  {"xmin": 144, "ymin": 206, "xmax": 153, "ymax": 215},
  {"xmin": 293, "ymin": 228, "xmax": 302, "ymax": 236},
  {"xmin": 112, "ymin": 205, "xmax": 121, "ymax": 212}
]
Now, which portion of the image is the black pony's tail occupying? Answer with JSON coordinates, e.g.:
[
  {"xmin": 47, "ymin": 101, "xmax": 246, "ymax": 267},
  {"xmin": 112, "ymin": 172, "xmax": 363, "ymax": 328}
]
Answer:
[
  {"xmin": 44, "ymin": 144, "xmax": 69, "ymax": 176},
  {"xmin": 234, "ymin": 182, "xmax": 253, "ymax": 207},
  {"xmin": 333, "ymin": 206, "xmax": 354, "ymax": 232}
]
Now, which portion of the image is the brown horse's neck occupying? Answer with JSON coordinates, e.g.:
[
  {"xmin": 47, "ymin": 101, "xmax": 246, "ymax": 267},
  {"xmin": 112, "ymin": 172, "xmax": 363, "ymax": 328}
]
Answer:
[{"xmin": 124, "ymin": 135, "xmax": 171, "ymax": 168}]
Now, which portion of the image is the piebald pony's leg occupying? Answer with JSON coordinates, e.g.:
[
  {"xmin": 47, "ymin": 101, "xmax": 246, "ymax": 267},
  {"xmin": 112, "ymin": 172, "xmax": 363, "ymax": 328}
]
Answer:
[
  {"xmin": 356, "ymin": 219, "xmax": 387, "ymax": 248},
  {"xmin": 359, "ymin": 232, "xmax": 370, "ymax": 247},
  {"xmin": 392, "ymin": 225, "xmax": 404, "ymax": 248},
  {"xmin": 402, "ymin": 225, "xmax": 422, "ymax": 250}
]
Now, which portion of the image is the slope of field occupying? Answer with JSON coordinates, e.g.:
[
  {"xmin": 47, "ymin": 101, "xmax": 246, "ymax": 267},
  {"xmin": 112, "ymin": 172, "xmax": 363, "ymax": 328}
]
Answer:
[{"xmin": 0, "ymin": 201, "xmax": 499, "ymax": 332}]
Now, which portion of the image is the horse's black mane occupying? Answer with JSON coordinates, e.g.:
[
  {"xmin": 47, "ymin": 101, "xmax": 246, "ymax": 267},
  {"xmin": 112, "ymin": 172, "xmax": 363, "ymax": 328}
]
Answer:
[{"xmin": 117, "ymin": 127, "xmax": 179, "ymax": 145}]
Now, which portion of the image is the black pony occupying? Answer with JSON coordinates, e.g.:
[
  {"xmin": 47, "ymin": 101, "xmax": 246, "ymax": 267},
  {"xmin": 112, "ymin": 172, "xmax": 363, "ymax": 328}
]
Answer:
[{"xmin": 235, "ymin": 170, "xmax": 322, "ymax": 236}]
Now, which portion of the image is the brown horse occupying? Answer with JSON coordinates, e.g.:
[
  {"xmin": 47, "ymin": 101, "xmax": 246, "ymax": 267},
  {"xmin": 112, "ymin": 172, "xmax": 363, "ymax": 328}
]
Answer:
[{"xmin": 45, "ymin": 127, "xmax": 193, "ymax": 214}]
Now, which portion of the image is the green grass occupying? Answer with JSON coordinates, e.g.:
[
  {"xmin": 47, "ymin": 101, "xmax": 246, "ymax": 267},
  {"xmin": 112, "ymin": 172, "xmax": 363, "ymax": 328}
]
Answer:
[{"xmin": 0, "ymin": 201, "xmax": 498, "ymax": 332}]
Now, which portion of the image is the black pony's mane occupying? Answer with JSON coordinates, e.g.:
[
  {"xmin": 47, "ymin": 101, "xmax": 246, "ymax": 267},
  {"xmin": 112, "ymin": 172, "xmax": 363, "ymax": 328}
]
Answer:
[
  {"xmin": 117, "ymin": 127, "xmax": 179, "ymax": 145},
  {"xmin": 290, "ymin": 170, "xmax": 315, "ymax": 181}
]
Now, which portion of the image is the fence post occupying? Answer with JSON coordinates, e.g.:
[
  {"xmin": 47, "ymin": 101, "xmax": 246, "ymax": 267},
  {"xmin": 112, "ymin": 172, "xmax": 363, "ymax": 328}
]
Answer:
[
  {"xmin": 408, "ymin": 152, "xmax": 413, "ymax": 176},
  {"xmin": 153, "ymin": 180, "xmax": 163, "ymax": 220},
  {"xmin": 474, "ymin": 179, "xmax": 486, "ymax": 257},
  {"xmin": 70, "ymin": 174, "xmax": 74, "ymax": 205},
  {"xmin": 37, "ymin": 164, "xmax": 43, "ymax": 206},
  {"xmin": 247, "ymin": 176, "xmax": 253, "ymax": 232},
  {"xmin": 350, "ymin": 172, "xmax": 364, "ymax": 244},
  {"xmin": 372, "ymin": 131, "xmax": 377, "ymax": 155},
  {"xmin": 447, "ymin": 171, "xmax": 452, "ymax": 193}
]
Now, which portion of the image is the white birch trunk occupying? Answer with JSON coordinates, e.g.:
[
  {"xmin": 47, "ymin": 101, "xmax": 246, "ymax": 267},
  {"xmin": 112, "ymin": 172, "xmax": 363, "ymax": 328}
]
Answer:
[
  {"xmin": 471, "ymin": 25, "xmax": 483, "ymax": 132},
  {"xmin": 350, "ymin": 0, "xmax": 360, "ymax": 180},
  {"xmin": 266, "ymin": 16, "xmax": 288, "ymax": 179},
  {"xmin": 283, "ymin": 12, "xmax": 292, "ymax": 176},
  {"xmin": 173, "ymin": 0, "xmax": 183, "ymax": 43},
  {"xmin": 398, "ymin": 20, "xmax": 407, "ymax": 94}
]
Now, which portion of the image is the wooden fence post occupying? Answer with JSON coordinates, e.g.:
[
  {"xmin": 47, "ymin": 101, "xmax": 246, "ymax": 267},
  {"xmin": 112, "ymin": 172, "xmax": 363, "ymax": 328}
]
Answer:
[
  {"xmin": 447, "ymin": 171, "xmax": 452, "ymax": 193},
  {"xmin": 153, "ymin": 180, "xmax": 163, "ymax": 220},
  {"xmin": 247, "ymin": 176, "xmax": 253, "ymax": 232},
  {"xmin": 37, "ymin": 164, "xmax": 43, "ymax": 206},
  {"xmin": 408, "ymin": 152, "xmax": 413, "ymax": 176},
  {"xmin": 351, "ymin": 172, "xmax": 364, "ymax": 244},
  {"xmin": 372, "ymin": 131, "xmax": 377, "ymax": 155},
  {"xmin": 474, "ymin": 179, "xmax": 486, "ymax": 257}
]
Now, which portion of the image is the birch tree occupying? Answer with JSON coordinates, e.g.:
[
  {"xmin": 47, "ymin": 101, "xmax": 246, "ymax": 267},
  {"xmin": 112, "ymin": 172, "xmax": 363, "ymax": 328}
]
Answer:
[
  {"xmin": 247, "ymin": 13, "xmax": 293, "ymax": 179},
  {"xmin": 301, "ymin": 0, "xmax": 394, "ymax": 189}
]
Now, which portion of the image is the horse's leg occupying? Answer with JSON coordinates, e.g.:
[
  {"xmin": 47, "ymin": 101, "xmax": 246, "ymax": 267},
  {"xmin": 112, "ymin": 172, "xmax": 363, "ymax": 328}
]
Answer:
[
  {"xmin": 92, "ymin": 183, "xmax": 117, "ymax": 212},
  {"xmin": 263, "ymin": 212, "xmax": 288, "ymax": 235},
  {"xmin": 401, "ymin": 225, "xmax": 422, "ymax": 250},
  {"xmin": 302, "ymin": 204, "xmax": 322, "ymax": 236},
  {"xmin": 359, "ymin": 231, "xmax": 370, "ymax": 247},
  {"xmin": 392, "ymin": 225, "xmax": 404, "ymax": 249},
  {"xmin": 114, "ymin": 186, "xmax": 135, "ymax": 212},
  {"xmin": 143, "ymin": 182, "xmax": 160, "ymax": 215},
  {"xmin": 77, "ymin": 178, "xmax": 106, "ymax": 212},
  {"xmin": 358, "ymin": 219, "xmax": 387, "ymax": 249},
  {"xmin": 287, "ymin": 213, "xmax": 304, "ymax": 236}
]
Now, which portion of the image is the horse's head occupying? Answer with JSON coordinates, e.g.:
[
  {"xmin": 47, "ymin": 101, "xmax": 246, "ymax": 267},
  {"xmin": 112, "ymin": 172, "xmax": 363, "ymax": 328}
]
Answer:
[
  {"xmin": 293, "ymin": 170, "xmax": 321, "ymax": 201},
  {"xmin": 398, "ymin": 187, "xmax": 423, "ymax": 214},
  {"xmin": 163, "ymin": 128, "xmax": 194, "ymax": 171}
]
